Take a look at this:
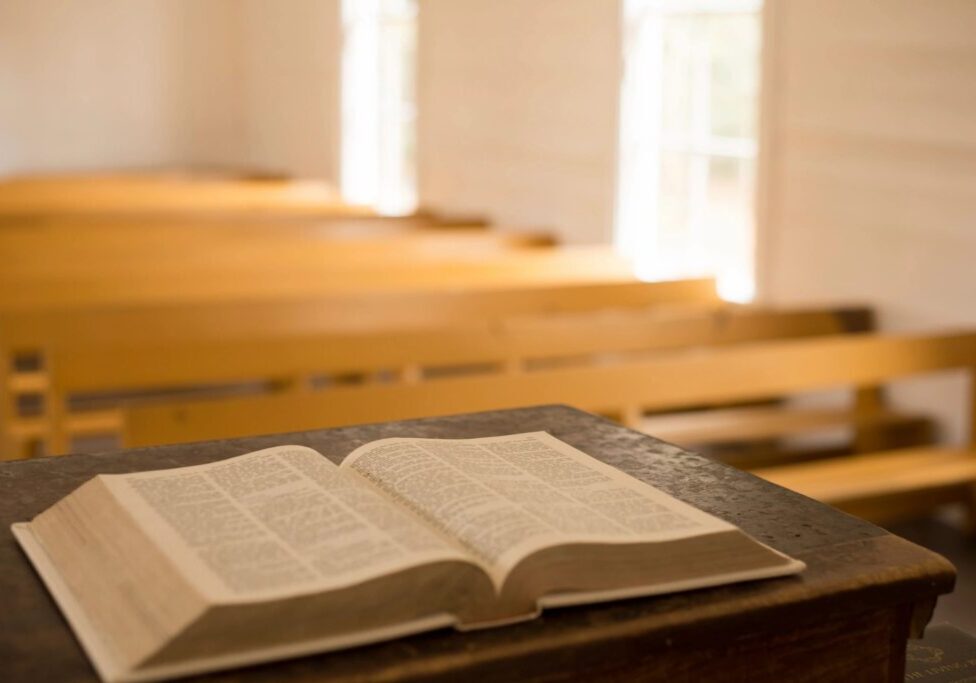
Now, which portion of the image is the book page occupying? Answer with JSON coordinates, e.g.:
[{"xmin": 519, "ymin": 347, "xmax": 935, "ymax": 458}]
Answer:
[
  {"xmin": 103, "ymin": 446, "xmax": 472, "ymax": 602},
  {"xmin": 343, "ymin": 432, "xmax": 731, "ymax": 583}
]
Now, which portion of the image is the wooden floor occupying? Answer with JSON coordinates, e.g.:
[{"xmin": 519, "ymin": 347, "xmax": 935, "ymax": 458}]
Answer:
[{"xmin": 889, "ymin": 516, "xmax": 976, "ymax": 634}]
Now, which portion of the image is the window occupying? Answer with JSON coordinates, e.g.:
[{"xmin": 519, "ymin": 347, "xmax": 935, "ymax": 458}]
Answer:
[
  {"xmin": 340, "ymin": 0, "xmax": 418, "ymax": 215},
  {"xmin": 616, "ymin": 0, "xmax": 762, "ymax": 302}
]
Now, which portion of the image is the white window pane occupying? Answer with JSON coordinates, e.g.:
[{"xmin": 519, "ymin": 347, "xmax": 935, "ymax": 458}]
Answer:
[
  {"xmin": 706, "ymin": 14, "xmax": 760, "ymax": 141},
  {"xmin": 616, "ymin": 2, "xmax": 761, "ymax": 301},
  {"xmin": 661, "ymin": 13, "xmax": 759, "ymax": 149},
  {"xmin": 341, "ymin": 0, "xmax": 417, "ymax": 214}
]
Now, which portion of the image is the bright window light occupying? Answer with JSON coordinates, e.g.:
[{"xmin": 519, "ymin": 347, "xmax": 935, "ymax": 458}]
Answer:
[
  {"xmin": 341, "ymin": 0, "xmax": 417, "ymax": 215},
  {"xmin": 616, "ymin": 0, "xmax": 762, "ymax": 303}
]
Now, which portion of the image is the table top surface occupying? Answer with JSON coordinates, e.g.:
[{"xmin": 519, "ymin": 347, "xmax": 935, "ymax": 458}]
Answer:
[{"xmin": 0, "ymin": 405, "xmax": 956, "ymax": 682}]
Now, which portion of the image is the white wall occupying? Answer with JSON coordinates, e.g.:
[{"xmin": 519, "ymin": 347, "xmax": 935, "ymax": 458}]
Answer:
[
  {"xmin": 0, "ymin": 0, "xmax": 181, "ymax": 173},
  {"xmin": 0, "ymin": 0, "xmax": 248, "ymax": 175},
  {"xmin": 759, "ymin": 0, "xmax": 976, "ymax": 330},
  {"xmin": 417, "ymin": 0, "xmax": 622, "ymax": 244},
  {"xmin": 163, "ymin": 1, "xmax": 249, "ymax": 168},
  {"xmin": 239, "ymin": 0, "xmax": 341, "ymax": 180},
  {"xmin": 0, "ymin": 0, "xmax": 341, "ymax": 180},
  {"xmin": 758, "ymin": 0, "xmax": 976, "ymax": 442}
]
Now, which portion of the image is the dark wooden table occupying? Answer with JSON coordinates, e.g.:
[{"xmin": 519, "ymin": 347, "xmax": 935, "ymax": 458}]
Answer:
[{"xmin": 0, "ymin": 405, "xmax": 955, "ymax": 682}]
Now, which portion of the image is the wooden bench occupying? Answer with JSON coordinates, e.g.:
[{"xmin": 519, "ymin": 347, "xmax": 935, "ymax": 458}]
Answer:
[
  {"xmin": 0, "ymin": 212, "xmax": 497, "ymax": 240},
  {"xmin": 122, "ymin": 331, "xmax": 976, "ymax": 523},
  {"xmin": 0, "ymin": 278, "xmax": 719, "ymax": 346},
  {"xmin": 0, "ymin": 175, "xmax": 368, "ymax": 218},
  {"xmin": 0, "ymin": 174, "xmax": 492, "ymax": 234},
  {"xmin": 0, "ymin": 279, "xmax": 721, "ymax": 457},
  {"xmin": 10, "ymin": 303, "xmax": 921, "ymax": 464},
  {"xmin": 0, "ymin": 244, "xmax": 644, "ymax": 310},
  {"xmin": 0, "ymin": 223, "xmax": 555, "ymax": 283},
  {"xmin": 8, "ymin": 302, "xmax": 886, "ymax": 460}
]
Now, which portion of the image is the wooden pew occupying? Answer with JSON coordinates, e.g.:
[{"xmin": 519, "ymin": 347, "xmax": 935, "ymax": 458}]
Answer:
[
  {"xmin": 0, "ymin": 173, "xmax": 491, "ymax": 232},
  {"xmin": 0, "ymin": 213, "xmax": 544, "ymax": 309},
  {"xmin": 6, "ymin": 302, "xmax": 873, "ymax": 456},
  {"xmin": 0, "ymin": 245, "xmax": 645, "ymax": 311},
  {"xmin": 0, "ymin": 223, "xmax": 555, "ymax": 282},
  {"xmin": 0, "ymin": 185, "xmax": 607, "ymax": 313},
  {"xmin": 0, "ymin": 212, "xmax": 496, "ymax": 239},
  {"xmin": 121, "ymin": 331, "xmax": 976, "ymax": 523},
  {"xmin": 0, "ymin": 169, "xmax": 293, "ymax": 183},
  {"xmin": 0, "ymin": 279, "xmax": 720, "ymax": 456},
  {"xmin": 0, "ymin": 175, "xmax": 368, "ymax": 218},
  {"xmin": 0, "ymin": 207, "xmax": 514, "ymax": 270},
  {"xmin": 0, "ymin": 279, "xmax": 719, "ymax": 346},
  {"xmin": 8, "ymin": 303, "xmax": 860, "ymax": 456}
]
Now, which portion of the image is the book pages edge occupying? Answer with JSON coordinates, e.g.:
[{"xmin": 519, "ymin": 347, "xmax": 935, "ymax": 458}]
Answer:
[
  {"xmin": 11, "ymin": 522, "xmax": 125, "ymax": 683},
  {"xmin": 538, "ymin": 557, "xmax": 806, "ymax": 610},
  {"xmin": 13, "ymin": 520, "xmax": 460, "ymax": 682},
  {"xmin": 119, "ymin": 612, "xmax": 459, "ymax": 683}
]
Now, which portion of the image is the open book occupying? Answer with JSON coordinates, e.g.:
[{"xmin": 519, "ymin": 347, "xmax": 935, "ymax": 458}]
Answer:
[{"xmin": 13, "ymin": 432, "xmax": 804, "ymax": 682}]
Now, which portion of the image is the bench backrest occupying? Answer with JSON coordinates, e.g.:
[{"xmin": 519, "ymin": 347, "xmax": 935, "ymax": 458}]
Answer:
[
  {"xmin": 0, "ymin": 245, "xmax": 643, "ymax": 310},
  {"xmin": 47, "ymin": 305, "xmax": 872, "ymax": 394},
  {"xmin": 121, "ymin": 331, "xmax": 976, "ymax": 448},
  {"xmin": 0, "ymin": 278, "xmax": 720, "ymax": 456},
  {"xmin": 0, "ymin": 279, "xmax": 720, "ymax": 350},
  {"xmin": 1, "ymin": 225, "xmax": 553, "ymax": 283},
  {"xmin": 0, "ymin": 176, "xmax": 365, "ymax": 217}
]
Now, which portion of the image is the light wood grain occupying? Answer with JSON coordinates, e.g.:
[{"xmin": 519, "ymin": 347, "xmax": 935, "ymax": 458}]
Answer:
[
  {"xmin": 126, "ymin": 331, "xmax": 976, "ymax": 445},
  {"xmin": 0, "ymin": 244, "xmax": 640, "ymax": 310},
  {"xmin": 123, "ymin": 331, "xmax": 976, "ymax": 521},
  {"xmin": 0, "ymin": 279, "xmax": 722, "ymax": 457},
  {"xmin": 0, "ymin": 175, "xmax": 362, "ymax": 217},
  {"xmin": 6, "ymin": 303, "xmax": 848, "ymax": 456}
]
